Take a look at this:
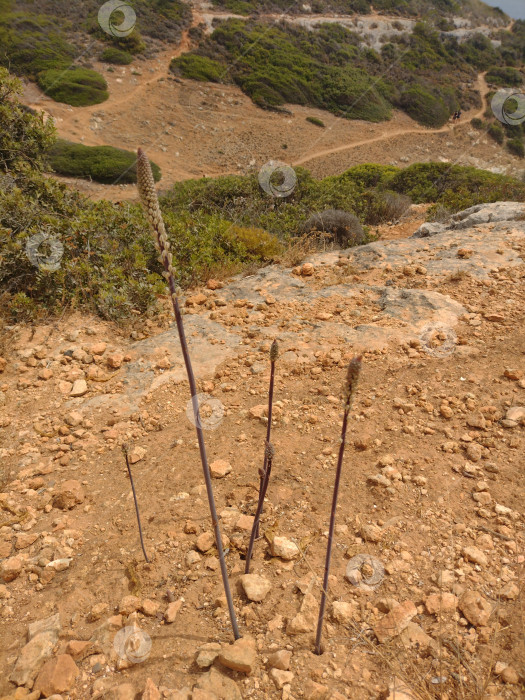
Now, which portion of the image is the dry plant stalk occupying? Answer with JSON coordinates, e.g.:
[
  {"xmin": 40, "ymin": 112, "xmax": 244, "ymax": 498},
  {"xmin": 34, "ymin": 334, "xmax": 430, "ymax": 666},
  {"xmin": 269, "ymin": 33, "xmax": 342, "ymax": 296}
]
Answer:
[
  {"xmin": 136, "ymin": 148, "xmax": 240, "ymax": 640},
  {"xmin": 122, "ymin": 443, "xmax": 149, "ymax": 563},
  {"xmin": 315, "ymin": 355, "xmax": 362, "ymax": 655},
  {"xmin": 245, "ymin": 340, "xmax": 278, "ymax": 574}
]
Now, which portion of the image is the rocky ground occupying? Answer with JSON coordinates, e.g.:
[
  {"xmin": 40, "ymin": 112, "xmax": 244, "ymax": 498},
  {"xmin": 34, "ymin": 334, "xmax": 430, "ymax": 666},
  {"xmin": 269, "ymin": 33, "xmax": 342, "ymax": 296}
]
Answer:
[{"xmin": 0, "ymin": 202, "xmax": 524, "ymax": 699}]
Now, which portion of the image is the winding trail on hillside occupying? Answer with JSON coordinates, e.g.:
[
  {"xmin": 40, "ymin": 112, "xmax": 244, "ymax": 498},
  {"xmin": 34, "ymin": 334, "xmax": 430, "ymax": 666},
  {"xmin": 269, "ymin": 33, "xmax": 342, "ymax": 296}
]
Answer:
[{"xmin": 293, "ymin": 72, "xmax": 490, "ymax": 167}]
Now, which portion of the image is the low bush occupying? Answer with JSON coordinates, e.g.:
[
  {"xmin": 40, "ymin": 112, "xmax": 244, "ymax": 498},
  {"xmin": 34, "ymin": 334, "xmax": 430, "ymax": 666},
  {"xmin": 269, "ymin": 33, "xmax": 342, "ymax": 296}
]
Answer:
[
  {"xmin": 399, "ymin": 84, "xmax": 450, "ymax": 127},
  {"xmin": 363, "ymin": 190, "xmax": 412, "ymax": 225},
  {"xmin": 470, "ymin": 117, "xmax": 483, "ymax": 129},
  {"xmin": 488, "ymin": 122, "xmax": 505, "ymax": 144},
  {"xmin": 48, "ymin": 140, "xmax": 161, "ymax": 184},
  {"xmin": 223, "ymin": 225, "xmax": 283, "ymax": 259},
  {"xmin": 306, "ymin": 116, "xmax": 325, "ymax": 127},
  {"xmin": 388, "ymin": 162, "xmax": 525, "ymax": 211},
  {"xmin": 426, "ymin": 203, "xmax": 453, "ymax": 222},
  {"xmin": 37, "ymin": 67, "xmax": 108, "ymax": 106},
  {"xmin": 507, "ymin": 137, "xmax": 525, "ymax": 158},
  {"xmin": 301, "ymin": 209, "xmax": 365, "ymax": 248},
  {"xmin": 170, "ymin": 54, "xmax": 224, "ymax": 82},
  {"xmin": 486, "ymin": 66, "xmax": 523, "ymax": 87},
  {"xmin": 100, "ymin": 47, "xmax": 133, "ymax": 65}
]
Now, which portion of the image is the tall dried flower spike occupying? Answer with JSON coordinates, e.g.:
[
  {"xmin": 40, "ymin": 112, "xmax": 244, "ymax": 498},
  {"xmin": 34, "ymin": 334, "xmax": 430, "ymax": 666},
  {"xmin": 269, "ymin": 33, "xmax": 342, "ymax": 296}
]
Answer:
[
  {"xmin": 136, "ymin": 148, "xmax": 240, "ymax": 640},
  {"xmin": 122, "ymin": 443, "xmax": 149, "ymax": 563},
  {"xmin": 314, "ymin": 355, "xmax": 362, "ymax": 655},
  {"xmin": 136, "ymin": 148, "xmax": 179, "ymax": 297},
  {"xmin": 245, "ymin": 341, "xmax": 279, "ymax": 573},
  {"xmin": 344, "ymin": 355, "xmax": 362, "ymax": 407}
]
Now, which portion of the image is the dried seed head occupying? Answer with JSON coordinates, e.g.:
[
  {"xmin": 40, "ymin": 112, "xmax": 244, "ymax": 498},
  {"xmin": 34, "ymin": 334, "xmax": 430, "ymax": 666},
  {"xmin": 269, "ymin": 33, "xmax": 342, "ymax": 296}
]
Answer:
[
  {"xmin": 344, "ymin": 355, "xmax": 362, "ymax": 406},
  {"xmin": 265, "ymin": 441, "xmax": 275, "ymax": 461},
  {"xmin": 136, "ymin": 147, "xmax": 179, "ymax": 299},
  {"xmin": 270, "ymin": 340, "xmax": 279, "ymax": 363},
  {"xmin": 121, "ymin": 442, "xmax": 130, "ymax": 457}
]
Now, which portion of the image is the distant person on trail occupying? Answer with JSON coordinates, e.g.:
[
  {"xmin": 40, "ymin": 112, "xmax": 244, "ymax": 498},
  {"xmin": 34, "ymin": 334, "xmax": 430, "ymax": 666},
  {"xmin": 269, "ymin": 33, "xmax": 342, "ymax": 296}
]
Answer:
[
  {"xmin": 457, "ymin": 109, "xmax": 462, "ymax": 121},
  {"xmin": 451, "ymin": 111, "xmax": 458, "ymax": 123}
]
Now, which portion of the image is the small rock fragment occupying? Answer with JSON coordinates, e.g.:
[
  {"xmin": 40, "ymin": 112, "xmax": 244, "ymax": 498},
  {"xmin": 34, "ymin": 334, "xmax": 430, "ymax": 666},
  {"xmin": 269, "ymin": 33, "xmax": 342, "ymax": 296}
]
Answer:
[
  {"xmin": 34, "ymin": 654, "xmax": 79, "ymax": 697},
  {"xmin": 218, "ymin": 637, "xmax": 256, "ymax": 675},
  {"xmin": 374, "ymin": 600, "xmax": 417, "ymax": 643},
  {"xmin": 240, "ymin": 574, "xmax": 271, "ymax": 602},
  {"xmin": 209, "ymin": 460, "xmax": 232, "ymax": 478},
  {"xmin": 270, "ymin": 536, "xmax": 299, "ymax": 560}
]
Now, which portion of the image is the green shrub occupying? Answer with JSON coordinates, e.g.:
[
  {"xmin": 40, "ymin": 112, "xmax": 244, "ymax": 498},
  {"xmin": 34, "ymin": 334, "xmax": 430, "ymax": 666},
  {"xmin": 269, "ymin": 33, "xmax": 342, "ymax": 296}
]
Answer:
[
  {"xmin": 470, "ymin": 117, "xmax": 483, "ymax": 129},
  {"xmin": 223, "ymin": 225, "xmax": 282, "ymax": 259},
  {"xmin": 100, "ymin": 47, "xmax": 133, "ymax": 65},
  {"xmin": 306, "ymin": 116, "xmax": 325, "ymax": 127},
  {"xmin": 486, "ymin": 66, "xmax": 523, "ymax": 87},
  {"xmin": 400, "ymin": 84, "xmax": 449, "ymax": 127},
  {"xmin": 48, "ymin": 140, "xmax": 161, "ymax": 184},
  {"xmin": 388, "ymin": 162, "xmax": 525, "ymax": 211},
  {"xmin": 0, "ymin": 68, "xmax": 56, "ymax": 173},
  {"xmin": 426, "ymin": 203, "xmax": 453, "ymax": 222},
  {"xmin": 507, "ymin": 137, "xmax": 525, "ymax": 158},
  {"xmin": 37, "ymin": 67, "xmax": 108, "ymax": 106},
  {"xmin": 171, "ymin": 54, "xmax": 225, "ymax": 82},
  {"xmin": 362, "ymin": 190, "xmax": 412, "ymax": 225},
  {"xmin": 301, "ymin": 209, "xmax": 365, "ymax": 248},
  {"xmin": 488, "ymin": 122, "xmax": 505, "ymax": 144}
]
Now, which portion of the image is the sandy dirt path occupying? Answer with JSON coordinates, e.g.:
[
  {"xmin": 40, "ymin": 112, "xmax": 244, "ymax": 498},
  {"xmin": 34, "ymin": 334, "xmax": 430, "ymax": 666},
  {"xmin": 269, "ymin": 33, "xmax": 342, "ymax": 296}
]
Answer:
[{"xmin": 293, "ymin": 73, "xmax": 490, "ymax": 167}]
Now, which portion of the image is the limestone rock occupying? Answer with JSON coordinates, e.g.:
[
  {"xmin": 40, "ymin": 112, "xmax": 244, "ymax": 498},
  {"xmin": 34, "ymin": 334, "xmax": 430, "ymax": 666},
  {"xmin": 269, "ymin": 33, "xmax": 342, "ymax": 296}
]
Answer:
[
  {"xmin": 270, "ymin": 536, "xmax": 299, "ymax": 560},
  {"xmin": 209, "ymin": 459, "xmax": 231, "ymax": 478},
  {"xmin": 267, "ymin": 649, "xmax": 292, "ymax": 671},
  {"xmin": 425, "ymin": 593, "xmax": 457, "ymax": 614},
  {"xmin": 374, "ymin": 600, "xmax": 417, "ymax": 643},
  {"xmin": 164, "ymin": 600, "xmax": 183, "ymax": 623},
  {"xmin": 0, "ymin": 556, "xmax": 23, "ymax": 582},
  {"xmin": 193, "ymin": 667, "xmax": 242, "ymax": 700},
  {"xmin": 269, "ymin": 668, "xmax": 294, "ymax": 689},
  {"xmin": 459, "ymin": 590, "xmax": 492, "ymax": 627},
  {"xmin": 34, "ymin": 654, "xmax": 79, "ymax": 697},
  {"xmin": 240, "ymin": 574, "xmax": 272, "ymax": 602},
  {"xmin": 142, "ymin": 678, "xmax": 161, "ymax": 700},
  {"xmin": 52, "ymin": 480, "xmax": 84, "ymax": 510},
  {"xmin": 218, "ymin": 636, "xmax": 256, "ymax": 674},
  {"xmin": 10, "ymin": 632, "xmax": 57, "ymax": 686},
  {"xmin": 195, "ymin": 642, "xmax": 222, "ymax": 669},
  {"xmin": 70, "ymin": 380, "xmax": 88, "ymax": 397}
]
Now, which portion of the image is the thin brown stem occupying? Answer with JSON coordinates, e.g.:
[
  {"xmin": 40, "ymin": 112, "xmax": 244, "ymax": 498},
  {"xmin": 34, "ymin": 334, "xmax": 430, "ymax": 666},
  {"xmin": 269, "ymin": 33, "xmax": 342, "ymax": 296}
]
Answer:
[
  {"xmin": 245, "ymin": 341, "xmax": 278, "ymax": 573},
  {"xmin": 136, "ymin": 148, "xmax": 240, "ymax": 640},
  {"xmin": 122, "ymin": 444, "xmax": 149, "ymax": 563},
  {"xmin": 314, "ymin": 355, "xmax": 362, "ymax": 655}
]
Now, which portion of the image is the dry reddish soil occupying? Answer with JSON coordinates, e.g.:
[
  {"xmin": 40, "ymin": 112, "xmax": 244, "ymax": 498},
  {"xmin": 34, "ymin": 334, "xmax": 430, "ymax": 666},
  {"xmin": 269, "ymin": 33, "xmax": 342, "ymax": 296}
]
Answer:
[{"xmin": 0, "ymin": 206, "xmax": 523, "ymax": 699}]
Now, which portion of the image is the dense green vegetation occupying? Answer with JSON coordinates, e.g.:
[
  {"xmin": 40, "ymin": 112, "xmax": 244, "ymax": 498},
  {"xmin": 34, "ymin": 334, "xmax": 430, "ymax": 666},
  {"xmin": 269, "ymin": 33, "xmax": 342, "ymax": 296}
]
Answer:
[
  {"xmin": 306, "ymin": 116, "xmax": 326, "ymax": 127},
  {"xmin": 2, "ymin": 68, "xmax": 525, "ymax": 324},
  {"xmin": 48, "ymin": 140, "xmax": 161, "ymax": 184},
  {"xmin": 173, "ymin": 18, "xmax": 517, "ymax": 125},
  {"xmin": 100, "ymin": 47, "xmax": 134, "ymax": 65},
  {"xmin": 210, "ymin": 0, "xmax": 507, "ymax": 21},
  {"xmin": 37, "ymin": 68, "xmax": 109, "ymax": 106},
  {"xmin": 211, "ymin": 0, "xmax": 371, "ymax": 13},
  {"xmin": 0, "ymin": 0, "xmax": 191, "ymax": 105}
]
